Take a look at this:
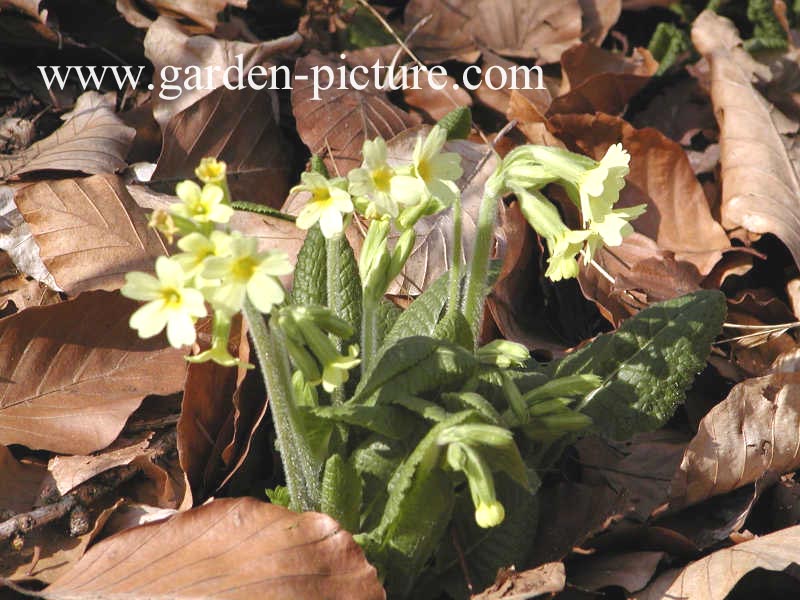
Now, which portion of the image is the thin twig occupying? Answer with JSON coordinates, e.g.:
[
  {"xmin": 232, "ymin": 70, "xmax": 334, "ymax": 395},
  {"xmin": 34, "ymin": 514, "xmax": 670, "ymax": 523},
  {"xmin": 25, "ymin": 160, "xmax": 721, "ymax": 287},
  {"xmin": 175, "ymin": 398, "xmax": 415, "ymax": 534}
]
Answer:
[{"xmin": 0, "ymin": 430, "xmax": 176, "ymax": 542}]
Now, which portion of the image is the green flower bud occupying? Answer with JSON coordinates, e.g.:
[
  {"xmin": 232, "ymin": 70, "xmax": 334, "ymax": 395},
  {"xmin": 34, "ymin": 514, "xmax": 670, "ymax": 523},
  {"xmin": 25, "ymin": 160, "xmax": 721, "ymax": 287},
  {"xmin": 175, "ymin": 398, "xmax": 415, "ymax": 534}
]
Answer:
[
  {"xmin": 476, "ymin": 339, "xmax": 530, "ymax": 368},
  {"xmin": 536, "ymin": 410, "xmax": 593, "ymax": 432},
  {"xmin": 475, "ymin": 500, "xmax": 506, "ymax": 529},
  {"xmin": 527, "ymin": 397, "xmax": 573, "ymax": 417},
  {"xmin": 284, "ymin": 335, "xmax": 322, "ymax": 384},
  {"xmin": 387, "ymin": 228, "xmax": 416, "ymax": 283},
  {"xmin": 437, "ymin": 423, "xmax": 514, "ymax": 448},
  {"xmin": 445, "ymin": 442, "xmax": 506, "ymax": 529},
  {"xmin": 523, "ymin": 374, "xmax": 602, "ymax": 405}
]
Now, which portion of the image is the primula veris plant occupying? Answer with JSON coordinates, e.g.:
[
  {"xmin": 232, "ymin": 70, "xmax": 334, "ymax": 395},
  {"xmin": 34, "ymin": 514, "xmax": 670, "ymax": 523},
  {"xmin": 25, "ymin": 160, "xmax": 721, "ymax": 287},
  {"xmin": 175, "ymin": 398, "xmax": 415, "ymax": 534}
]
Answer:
[{"xmin": 123, "ymin": 109, "xmax": 725, "ymax": 598}]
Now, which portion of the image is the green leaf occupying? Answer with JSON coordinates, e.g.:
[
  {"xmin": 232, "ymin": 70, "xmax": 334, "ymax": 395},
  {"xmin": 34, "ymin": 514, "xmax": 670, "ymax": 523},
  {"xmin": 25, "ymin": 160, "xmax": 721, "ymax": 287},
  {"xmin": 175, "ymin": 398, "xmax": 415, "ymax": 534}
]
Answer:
[
  {"xmin": 744, "ymin": 0, "xmax": 787, "ymax": 51},
  {"xmin": 437, "ymin": 107, "xmax": 472, "ymax": 140},
  {"xmin": 382, "ymin": 271, "xmax": 450, "ymax": 349},
  {"xmin": 291, "ymin": 225, "xmax": 327, "ymax": 307},
  {"xmin": 647, "ymin": 22, "xmax": 691, "ymax": 75},
  {"xmin": 310, "ymin": 154, "xmax": 329, "ymax": 177},
  {"xmin": 305, "ymin": 404, "xmax": 416, "ymax": 439},
  {"xmin": 551, "ymin": 290, "xmax": 726, "ymax": 439},
  {"xmin": 432, "ymin": 309, "xmax": 473, "ymax": 349},
  {"xmin": 265, "ymin": 485, "xmax": 291, "ymax": 508},
  {"xmin": 327, "ymin": 233, "xmax": 363, "ymax": 339},
  {"xmin": 376, "ymin": 299, "xmax": 401, "ymax": 346},
  {"xmin": 349, "ymin": 336, "xmax": 478, "ymax": 405},
  {"xmin": 321, "ymin": 454, "xmax": 363, "ymax": 533}
]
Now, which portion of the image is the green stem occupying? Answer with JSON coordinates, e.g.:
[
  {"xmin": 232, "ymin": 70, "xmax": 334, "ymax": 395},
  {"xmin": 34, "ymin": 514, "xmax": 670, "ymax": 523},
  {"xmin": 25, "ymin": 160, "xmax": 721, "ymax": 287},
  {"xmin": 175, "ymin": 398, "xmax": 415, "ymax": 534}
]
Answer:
[
  {"xmin": 231, "ymin": 201, "xmax": 297, "ymax": 222},
  {"xmin": 445, "ymin": 189, "xmax": 463, "ymax": 320},
  {"xmin": 242, "ymin": 300, "xmax": 320, "ymax": 512},
  {"xmin": 462, "ymin": 186, "xmax": 501, "ymax": 345}
]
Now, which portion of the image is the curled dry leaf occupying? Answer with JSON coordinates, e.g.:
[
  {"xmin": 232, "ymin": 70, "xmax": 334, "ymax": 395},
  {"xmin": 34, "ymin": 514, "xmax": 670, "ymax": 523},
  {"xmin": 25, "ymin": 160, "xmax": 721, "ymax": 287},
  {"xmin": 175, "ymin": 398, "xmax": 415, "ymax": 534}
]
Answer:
[
  {"xmin": 384, "ymin": 126, "xmax": 499, "ymax": 295},
  {"xmin": 0, "ymin": 291, "xmax": 188, "ymax": 455},
  {"xmin": 0, "ymin": 443, "xmax": 47, "ymax": 513},
  {"xmin": 42, "ymin": 497, "xmax": 386, "ymax": 600},
  {"xmin": 0, "ymin": 0, "xmax": 47, "ymax": 22},
  {"xmin": 578, "ymin": 0, "xmax": 622, "ymax": 45},
  {"xmin": 634, "ymin": 525, "xmax": 800, "ymax": 600},
  {"xmin": 669, "ymin": 372, "xmax": 800, "ymax": 510},
  {"xmin": 292, "ymin": 51, "xmax": 417, "ymax": 175},
  {"xmin": 568, "ymin": 551, "xmax": 664, "ymax": 593},
  {"xmin": 692, "ymin": 10, "xmax": 800, "ymax": 270},
  {"xmin": 0, "ymin": 92, "xmax": 134, "ymax": 181},
  {"xmin": 13, "ymin": 175, "xmax": 169, "ymax": 295}
]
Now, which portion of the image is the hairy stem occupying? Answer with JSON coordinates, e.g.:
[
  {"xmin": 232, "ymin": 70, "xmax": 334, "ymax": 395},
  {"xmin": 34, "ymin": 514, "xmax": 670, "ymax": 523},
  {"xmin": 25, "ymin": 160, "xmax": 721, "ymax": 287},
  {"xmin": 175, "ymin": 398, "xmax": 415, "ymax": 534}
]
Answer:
[
  {"xmin": 361, "ymin": 295, "xmax": 379, "ymax": 374},
  {"xmin": 445, "ymin": 189, "xmax": 463, "ymax": 320},
  {"xmin": 243, "ymin": 300, "xmax": 320, "ymax": 512},
  {"xmin": 326, "ymin": 235, "xmax": 346, "ymax": 404}
]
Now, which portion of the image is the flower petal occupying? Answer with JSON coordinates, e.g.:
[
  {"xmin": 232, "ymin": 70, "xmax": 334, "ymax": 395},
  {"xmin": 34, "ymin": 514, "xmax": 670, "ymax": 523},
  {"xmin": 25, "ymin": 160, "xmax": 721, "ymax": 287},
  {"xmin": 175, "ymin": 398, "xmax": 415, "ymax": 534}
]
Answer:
[
  {"xmin": 121, "ymin": 272, "xmax": 162, "ymax": 301},
  {"xmin": 319, "ymin": 206, "xmax": 344, "ymax": 238},
  {"xmin": 130, "ymin": 300, "xmax": 169, "ymax": 338},
  {"xmin": 166, "ymin": 312, "xmax": 197, "ymax": 348},
  {"xmin": 247, "ymin": 273, "xmax": 285, "ymax": 313}
]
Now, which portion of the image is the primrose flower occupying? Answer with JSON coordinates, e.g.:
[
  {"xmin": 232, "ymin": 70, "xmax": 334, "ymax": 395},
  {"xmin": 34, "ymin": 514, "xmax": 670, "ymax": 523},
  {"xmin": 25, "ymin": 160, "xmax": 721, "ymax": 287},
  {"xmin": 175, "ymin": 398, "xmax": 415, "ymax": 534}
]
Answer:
[
  {"xmin": 293, "ymin": 172, "xmax": 354, "ymax": 238},
  {"xmin": 121, "ymin": 256, "xmax": 207, "ymax": 348},
  {"xmin": 392, "ymin": 125, "xmax": 463, "ymax": 207},
  {"xmin": 187, "ymin": 309, "xmax": 252, "ymax": 369},
  {"xmin": 348, "ymin": 138, "xmax": 401, "ymax": 219},
  {"xmin": 584, "ymin": 204, "xmax": 647, "ymax": 261},
  {"xmin": 578, "ymin": 143, "xmax": 631, "ymax": 223},
  {"xmin": 321, "ymin": 345, "xmax": 361, "ymax": 393},
  {"xmin": 475, "ymin": 500, "xmax": 506, "ymax": 529},
  {"xmin": 148, "ymin": 209, "xmax": 179, "ymax": 244},
  {"xmin": 444, "ymin": 442, "xmax": 506, "ymax": 529},
  {"xmin": 294, "ymin": 317, "xmax": 360, "ymax": 393},
  {"xmin": 172, "ymin": 230, "xmax": 231, "ymax": 280},
  {"xmin": 195, "ymin": 157, "xmax": 226, "ymax": 185},
  {"xmin": 545, "ymin": 229, "xmax": 591, "ymax": 282},
  {"xmin": 171, "ymin": 180, "xmax": 234, "ymax": 224},
  {"xmin": 202, "ymin": 234, "xmax": 292, "ymax": 314}
]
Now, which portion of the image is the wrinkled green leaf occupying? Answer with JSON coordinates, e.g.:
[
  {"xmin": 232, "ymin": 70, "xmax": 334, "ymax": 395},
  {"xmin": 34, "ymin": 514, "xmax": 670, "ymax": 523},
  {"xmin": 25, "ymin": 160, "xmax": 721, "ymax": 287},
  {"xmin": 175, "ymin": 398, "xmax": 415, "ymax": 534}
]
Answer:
[
  {"xmin": 322, "ymin": 454, "xmax": 363, "ymax": 533},
  {"xmin": 552, "ymin": 290, "xmax": 726, "ymax": 439},
  {"xmin": 292, "ymin": 225, "xmax": 327, "ymax": 307},
  {"xmin": 382, "ymin": 271, "xmax": 450, "ymax": 349},
  {"xmin": 306, "ymin": 404, "xmax": 416, "ymax": 439},
  {"xmin": 437, "ymin": 106, "xmax": 472, "ymax": 140}
]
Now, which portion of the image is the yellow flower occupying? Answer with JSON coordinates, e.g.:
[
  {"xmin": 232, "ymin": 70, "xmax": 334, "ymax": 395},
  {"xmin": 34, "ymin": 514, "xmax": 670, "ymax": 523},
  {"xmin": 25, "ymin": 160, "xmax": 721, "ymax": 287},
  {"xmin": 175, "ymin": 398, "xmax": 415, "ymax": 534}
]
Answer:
[
  {"xmin": 392, "ymin": 125, "xmax": 463, "ymax": 207},
  {"xmin": 171, "ymin": 180, "xmax": 233, "ymax": 224},
  {"xmin": 201, "ymin": 234, "xmax": 292, "ymax": 314},
  {"xmin": 121, "ymin": 256, "xmax": 207, "ymax": 348},
  {"xmin": 147, "ymin": 209, "xmax": 179, "ymax": 244},
  {"xmin": 475, "ymin": 500, "xmax": 506, "ymax": 529},
  {"xmin": 293, "ymin": 172, "xmax": 354, "ymax": 238},
  {"xmin": 578, "ymin": 143, "xmax": 630, "ymax": 223},
  {"xmin": 544, "ymin": 229, "xmax": 591, "ymax": 282},
  {"xmin": 187, "ymin": 310, "xmax": 252, "ymax": 369},
  {"xmin": 172, "ymin": 231, "xmax": 231, "ymax": 280},
  {"xmin": 195, "ymin": 157, "xmax": 227, "ymax": 185},
  {"xmin": 348, "ymin": 138, "xmax": 402, "ymax": 219}
]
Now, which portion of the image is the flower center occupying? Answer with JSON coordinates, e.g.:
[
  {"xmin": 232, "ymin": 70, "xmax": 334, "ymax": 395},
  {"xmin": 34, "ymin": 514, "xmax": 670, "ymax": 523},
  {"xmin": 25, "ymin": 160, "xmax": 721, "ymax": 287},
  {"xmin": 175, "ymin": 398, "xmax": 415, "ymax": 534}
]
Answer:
[
  {"xmin": 371, "ymin": 166, "xmax": 392, "ymax": 193},
  {"xmin": 231, "ymin": 256, "xmax": 256, "ymax": 281},
  {"xmin": 416, "ymin": 159, "xmax": 431, "ymax": 182},
  {"xmin": 312, "ymin": 187, "xmax": 332, "ymax": 206},
  {"xmin": 162, "ymin": 288, "xmax": 183, "ymax": 308}
]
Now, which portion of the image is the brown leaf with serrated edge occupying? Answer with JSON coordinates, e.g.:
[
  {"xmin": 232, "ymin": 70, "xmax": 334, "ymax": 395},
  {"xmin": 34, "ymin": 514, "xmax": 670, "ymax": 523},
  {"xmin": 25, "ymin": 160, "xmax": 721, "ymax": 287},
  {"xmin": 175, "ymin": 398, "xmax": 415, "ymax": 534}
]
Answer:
[
  {"xmin": 0, "ymin": 92, "xmax": 134, "ymax": 181},
  {"xmin": 292, "ymin": 51, "xmax": 417, "ymax": 176},
  {"xmin": 669, "ymin": 372, "xmax": 800, "ymax": 510},
  {"xmin": 693, "ymin": 11, "xmax": 800, "ymax": 271},
  {"xmin": 151, "ymin": 84, "xmax": 292, "ymax": 208},
  {"xmin": 0, "ymin": 291, "xmax": 187, "ymax": 455},
  {"xmin": 634, "ymin": 525, "xmax": 800, "ymax": 600},
  {"xmin": 43, "ymin": 498, "xmax": 386, "ymax": 600},
  {"xmin": 13, "ymin": 175, "xmax": 168, "ymax": 295}
]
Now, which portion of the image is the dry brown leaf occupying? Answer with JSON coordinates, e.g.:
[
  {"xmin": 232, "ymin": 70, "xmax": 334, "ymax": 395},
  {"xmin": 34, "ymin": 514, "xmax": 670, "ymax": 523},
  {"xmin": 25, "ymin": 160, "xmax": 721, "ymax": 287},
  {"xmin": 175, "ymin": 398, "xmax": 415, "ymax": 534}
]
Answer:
[
  {"xmin": 43, "ymin": 497, "xmax": 386, "ymax": 600},
  {"xmin": 0, "ymin": 92, "xmax": 134, "ymax": 181},
  {"xmin": 47, "ymin": 434, "xmax": 155, "ymax": 496},
  {"xmin": 468, "ymin": 0, "xmax": 582, "ymax": 64},
  {"xmin": 579, "ymin": 0, "xmax": 622, "ymax": 45},
  {"xmin": 568, "ymin": 551, "xmax": 664, "ymax": 593},
  {"xmin": 404, "ymin": 73, "xmax": 472, "ymax": 122},
  {"xmin": 178, "ymin": 316, "xmax": 248, "ymax": 500},
  {"xmin": 403, "ymin": 0, "xmax": 480, "ymax": 63},
  {"xmin": 0, "ymin": 0, "xmax": 45, "ymax": 21},
  {"xmin": 144, "ymin": 17, "xmax": 303, "ymax": 127},
  {"xmin": 292, "ymin": 51, "xmax": 417, "ymax": 175},
  {"xmin": 473, "ymin": 51, "xmax": 556, "ymax": 117},
  {"xmin": 692, "ymin": 11, "xmax": 800, "ymax": 270},
  {"xmin": 669, "ymin": 372, "xmax": 800, "ymax": 510},
  {"xmin": 151, "ymin": 84, "xmax": 292, "ymax": 208},
  {"xmin": 0, "ymin": 444, "xmax": 47, "ymax": 514},
  {"xmin": 382, "ymin": 126, "xmax": 499, "ymax": 294},
  {"xmin": 0, "ymin": 291, "xmax": 187, "ymax": 455},
  {"xmin": 473, "ymin": 563, "xmax": 566, "ymax": 599},
  {"xmin": 116, "ymin": 0, "xmax": 246, "ymax": 33},
  {"xmin": 13, "ymin": 175, "xmax": 168, "ymax": 295},
  {"xmin": 550, "ymin": 45, "xmax": 658, "ymax": 116},
  {"xmin": 634, "ymin": 525, "xmax": 800, "ymax": 600}
]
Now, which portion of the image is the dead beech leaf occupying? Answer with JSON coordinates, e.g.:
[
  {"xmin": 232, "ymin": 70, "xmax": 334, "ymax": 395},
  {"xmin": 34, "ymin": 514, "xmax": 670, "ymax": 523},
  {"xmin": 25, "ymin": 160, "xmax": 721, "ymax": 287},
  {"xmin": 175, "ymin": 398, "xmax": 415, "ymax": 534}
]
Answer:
[
  {"xmin": 43, "ymin": 497, "xmax": 386, "ymax": 600},
  {"xmin": 403, "ymin": 0, "xmax": 479, "ymax": 63},
  {"xmin": 468, "ymin": 0, "xmax": 582, "ymax": 64},
  {"xmin": 292, "ymin": 51, "xmax": 418, "ymax": 175},
  {"xmin": 151, "ymin": 85, "xmax": 292, "ymax": 208},
  {"xmin": 384, "ymin": 126, "xmax": 499, "ymax": 295},
  {"xmin": 144, "ymin": 17, "xmax": 303, "ymax": 127},
  {"xmin": 0, "ymin": 92, "xmax": 134, "ymax": 181},
  {"xmin": 692, "ymin": 10, "xmax": 800, "ymax": 270},
  {"xmin": 549, "ymin": 45, "xmax": 657, "ymax": 116},
  {"xmin": 568, "ymin": 551, "xmax": 664, "ymax": 593},
  {"xmin": 0, "ymin": 0, "xmax": 46, "ymax": 22},
  {"xmin": 0, "ymin": 443, "xmax": 47, "ymax": 513},
  {"xmin": 473, "ymin": 563, "xmax": 566, "ymax": 599},
  {"xmin": 579, "ymin": 0, "xmax": 622, "ymax": 45},
  {"xmin": 0, "ymin": 291, "xmax": 187, "ymax": 455},
  {"xmin": 13, "ymin": 175, "xmax": 168, "ymax": 295},
  {"xmin": 116, "ymin": 0, "xmax": 246, "ymax": 33},
  {"xmin": 634, "ymin": 525, "xmax": 800, "ymax": 600},
  {"xmin": 47, "ymin": 434, "xmax": 155, "ymax": 496},
  {"xmin": 669, "ymin": 372, "xmax": 800, "ymax": 510}
]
